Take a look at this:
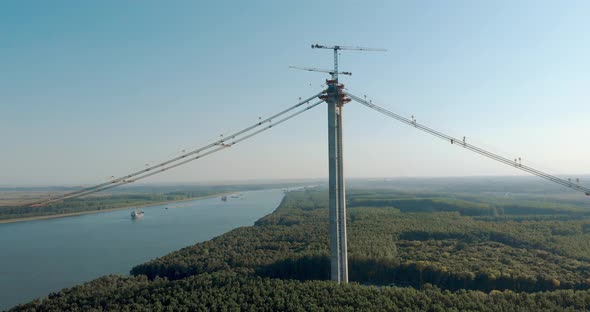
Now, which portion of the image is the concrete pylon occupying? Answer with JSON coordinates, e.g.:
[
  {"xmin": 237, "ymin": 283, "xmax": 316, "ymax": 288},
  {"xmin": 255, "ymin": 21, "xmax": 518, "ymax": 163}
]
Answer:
[{"xmin": 325, "ymin": 80, "xmax": 348, "ymax": 283}]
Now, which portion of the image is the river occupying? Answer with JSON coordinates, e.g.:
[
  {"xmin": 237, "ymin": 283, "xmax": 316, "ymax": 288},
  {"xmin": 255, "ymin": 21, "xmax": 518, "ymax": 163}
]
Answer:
[{"xmin": 0, "ymin": 188, "xmax": 285, "ymax": 310}]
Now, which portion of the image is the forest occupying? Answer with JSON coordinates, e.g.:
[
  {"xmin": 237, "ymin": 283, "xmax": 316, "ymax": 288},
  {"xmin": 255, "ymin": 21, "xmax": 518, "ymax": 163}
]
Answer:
[{"xmin": 11, "ymin": 187, "xmax": 590, "ymax": 311}]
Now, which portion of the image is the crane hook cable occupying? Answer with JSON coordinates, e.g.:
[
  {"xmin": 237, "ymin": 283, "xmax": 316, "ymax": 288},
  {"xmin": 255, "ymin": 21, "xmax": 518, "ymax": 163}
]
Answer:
[
  {"xmin": 27, "ymin": 98, "xmax": 324, "ymax": 207},
  {"xmin": 346, "ymin": 92, "xmax": 590, "ymax": 196}
]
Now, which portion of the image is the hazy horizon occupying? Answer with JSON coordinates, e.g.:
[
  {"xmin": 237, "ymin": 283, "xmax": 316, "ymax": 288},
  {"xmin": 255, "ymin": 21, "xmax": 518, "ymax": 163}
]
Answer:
[{"xmin": 3, "ymin": 174, "xmax": 589, "ymax": 189}]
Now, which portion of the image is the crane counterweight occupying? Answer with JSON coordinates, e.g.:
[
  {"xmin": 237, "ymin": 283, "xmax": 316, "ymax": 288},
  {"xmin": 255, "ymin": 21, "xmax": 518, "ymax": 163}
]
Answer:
[{"xmin": 289, "ymin": 66, "xmax": 351, "ymax": 76}]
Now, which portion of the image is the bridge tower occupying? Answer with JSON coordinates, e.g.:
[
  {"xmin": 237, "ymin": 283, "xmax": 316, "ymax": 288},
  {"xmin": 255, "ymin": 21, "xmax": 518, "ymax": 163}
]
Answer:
[
  {"xmin": 294, "ymin": 44, "xmax": 386, "ymax": 283},
  {"xmin": 321, "ymin": 76, "xmax": 351, "ymax": 283}
]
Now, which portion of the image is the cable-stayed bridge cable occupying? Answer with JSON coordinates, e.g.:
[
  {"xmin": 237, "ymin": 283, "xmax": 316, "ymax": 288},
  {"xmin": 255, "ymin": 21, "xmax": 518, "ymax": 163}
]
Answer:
[
  {"xmin": 345, "ymin": 92, "xmax": 590, "ymax": 196},
  {"xmin": 28, "ymin": 98, "xmax": 324, "ymax": 207}
]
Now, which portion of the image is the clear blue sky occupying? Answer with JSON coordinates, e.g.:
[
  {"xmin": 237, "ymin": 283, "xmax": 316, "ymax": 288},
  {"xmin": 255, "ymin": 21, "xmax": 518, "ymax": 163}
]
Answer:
[{"xmin": 1, "ymin": 0, "xmax": 588, "ymax": 186}]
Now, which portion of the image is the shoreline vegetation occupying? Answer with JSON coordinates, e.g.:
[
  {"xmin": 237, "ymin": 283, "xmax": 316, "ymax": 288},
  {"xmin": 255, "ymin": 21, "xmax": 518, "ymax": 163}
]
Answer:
[
  {"xmin": 12, "ymin": 187, "xmax": 590, "ymax": 311},
  {"xmin": 0, "ymin": 183, "xmax": 305, "ymax": 224},
  {"xmin": 0, "ymin": 192, "xmax": 232, "ymax": 224}
]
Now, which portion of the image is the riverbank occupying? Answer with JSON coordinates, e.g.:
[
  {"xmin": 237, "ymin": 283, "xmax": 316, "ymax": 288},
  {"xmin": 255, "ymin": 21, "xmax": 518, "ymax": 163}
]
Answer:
[
  {"xmin": 1, "ymin": 188, "xmax": 287, "ymax": 310},
  {"xmin": 0, "ymin": 192, "xmax": 235, "ymax": 224},
  {"xmin": 16, "ymin": 188, "xmax": 590, "ymax": 311}
]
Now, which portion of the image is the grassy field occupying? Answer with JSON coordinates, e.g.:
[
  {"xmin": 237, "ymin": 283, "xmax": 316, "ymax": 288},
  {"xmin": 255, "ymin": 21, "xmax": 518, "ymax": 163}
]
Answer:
[{"xmin": 0, "ymin": 191, "xmax": 69, "ymax": 206}]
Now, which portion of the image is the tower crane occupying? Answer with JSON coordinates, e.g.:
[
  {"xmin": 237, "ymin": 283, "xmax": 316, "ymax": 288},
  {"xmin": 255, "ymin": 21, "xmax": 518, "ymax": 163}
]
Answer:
[
  {"xmin": 311, "ymin": 44, "xmax": 387, "ymax": 80},
  {"xmin": 311, "ymin": 44, "xmax": 387, "ymax": 52}
]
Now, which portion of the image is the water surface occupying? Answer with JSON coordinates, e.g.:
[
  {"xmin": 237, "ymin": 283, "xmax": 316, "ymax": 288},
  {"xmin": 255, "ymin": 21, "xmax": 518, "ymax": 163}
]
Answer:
[{"xmin": 0, "ymin": 189, "xmax": 284, "ymax": 310}]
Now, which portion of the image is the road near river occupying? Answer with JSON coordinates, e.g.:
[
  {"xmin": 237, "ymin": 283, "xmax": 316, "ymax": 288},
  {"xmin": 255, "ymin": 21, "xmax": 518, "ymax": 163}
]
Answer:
[{"xmin": 0, "ymin": 188, "xmax": 285, "ymax": 310}]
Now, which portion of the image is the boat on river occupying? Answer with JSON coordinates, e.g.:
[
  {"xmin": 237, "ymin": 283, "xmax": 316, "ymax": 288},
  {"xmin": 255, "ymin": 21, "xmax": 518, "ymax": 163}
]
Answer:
[{"xmin": 131, "ymin": 210, "xmax": 144, "ymax": 219}]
